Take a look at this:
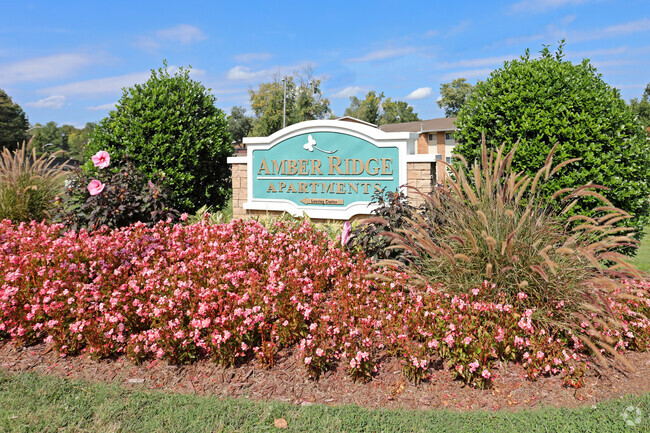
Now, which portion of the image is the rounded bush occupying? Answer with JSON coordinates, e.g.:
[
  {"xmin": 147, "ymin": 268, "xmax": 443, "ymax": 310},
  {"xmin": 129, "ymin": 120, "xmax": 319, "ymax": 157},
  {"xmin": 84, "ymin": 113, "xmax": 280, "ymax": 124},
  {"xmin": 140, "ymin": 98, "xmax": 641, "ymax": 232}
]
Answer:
[
  {"xmin": 455, "ymin": 43, "xmax": 650, "ymax": 241},
  {"xmin": 85, "ymin": 63, "xmax": 232, "ymax": 214}
]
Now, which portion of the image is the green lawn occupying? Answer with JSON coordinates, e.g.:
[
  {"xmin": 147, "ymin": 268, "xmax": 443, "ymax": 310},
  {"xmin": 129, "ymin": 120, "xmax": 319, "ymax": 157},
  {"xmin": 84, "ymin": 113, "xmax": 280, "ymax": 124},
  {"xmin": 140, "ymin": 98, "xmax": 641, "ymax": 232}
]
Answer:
[{"xmin": 0, "ymin": 372, "xmax": 648, "ymax": 433}]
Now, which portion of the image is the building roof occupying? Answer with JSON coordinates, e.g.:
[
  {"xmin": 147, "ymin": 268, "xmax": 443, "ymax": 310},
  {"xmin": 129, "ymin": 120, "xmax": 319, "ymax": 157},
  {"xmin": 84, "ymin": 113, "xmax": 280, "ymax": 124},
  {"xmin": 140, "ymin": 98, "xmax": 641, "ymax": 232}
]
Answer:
[
  {"xmin": 379, "ymin": 117, "xmax": 457, "ymax": 133},
  {"xmin": 335, "ymin": 116, "xmax": 378, "ymax": 128}
]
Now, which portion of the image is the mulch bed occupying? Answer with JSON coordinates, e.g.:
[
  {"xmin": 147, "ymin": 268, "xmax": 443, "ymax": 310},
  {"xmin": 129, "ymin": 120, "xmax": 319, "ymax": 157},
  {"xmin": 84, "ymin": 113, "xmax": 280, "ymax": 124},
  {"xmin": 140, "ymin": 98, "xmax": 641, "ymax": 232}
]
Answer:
[{"xmin": 2, "ymin": 341, "xmax": 650, "ymax": 412}]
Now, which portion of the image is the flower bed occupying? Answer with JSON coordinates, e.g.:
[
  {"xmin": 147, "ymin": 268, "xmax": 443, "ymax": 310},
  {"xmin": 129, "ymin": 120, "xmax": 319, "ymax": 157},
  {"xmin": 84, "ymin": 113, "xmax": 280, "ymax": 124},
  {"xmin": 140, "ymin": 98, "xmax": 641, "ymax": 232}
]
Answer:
[{"xmin": 1, "ymin": 218, "xmax": 650, "ymax": 387}]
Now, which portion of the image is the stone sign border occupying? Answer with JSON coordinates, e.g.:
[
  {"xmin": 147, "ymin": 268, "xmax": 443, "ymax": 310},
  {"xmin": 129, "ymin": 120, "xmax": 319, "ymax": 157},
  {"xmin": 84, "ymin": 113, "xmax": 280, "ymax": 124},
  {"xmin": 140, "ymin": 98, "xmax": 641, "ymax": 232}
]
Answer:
[{"xmin": 228, "ymin": 120, "xmax": 440, "ymax": 221}]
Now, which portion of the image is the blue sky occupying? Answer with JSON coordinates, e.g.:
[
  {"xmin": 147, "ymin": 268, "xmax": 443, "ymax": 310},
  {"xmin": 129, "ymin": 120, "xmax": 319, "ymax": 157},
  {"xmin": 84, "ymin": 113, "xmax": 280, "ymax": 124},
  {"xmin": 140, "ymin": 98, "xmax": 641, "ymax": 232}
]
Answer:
[{"xmin": 2, "ymin": 0, "xmax": 649, "ymax": 128}]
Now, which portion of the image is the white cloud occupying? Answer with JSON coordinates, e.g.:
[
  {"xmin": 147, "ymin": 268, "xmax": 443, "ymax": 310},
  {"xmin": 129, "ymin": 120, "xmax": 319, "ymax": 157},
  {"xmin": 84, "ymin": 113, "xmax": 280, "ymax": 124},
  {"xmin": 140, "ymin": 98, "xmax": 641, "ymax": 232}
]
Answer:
[
  {"xmin": 440, "ymin": 68, "xmax": 493, "ymax": 81},
  {"xmin": 226, "ymin": 63, "xmax": 310, "ymax": 82},
  {"xmin": 331, "ymin": 86, "xmax": 365, "ymax": 98},
  {"xmin": 566, "ymin": 46, "xmax": 628, "ymax": 58},
  {"xmin": 349, "ymin": 47, "xmax": 417, "ymax": 62},
  {"xmin": 447, "ymin": 20, "xmax": 472, "ymax": 37},
  {"xmin": 560, "ymin": 14, "xmax": 577, "ymax": 26},
  {"xmin": 0, "ymin": 53, "xmax": 94, "ymax": 85},
  {"xmin": 406, "ymin": 87, "xmax": 432, "ymax": 100},
  {"xmin": 226, "ymin": 65, "xmax": 272, "ymax": 81},
  {"xmin": 438, "ymin": 55, "xmax": 516, "ymax": 69},
  {"xmin": 136, "ymin": 24, "xmax": 207, "ymax": 50},
  {"xmin": 511, "ymin": 0, "xmax": 590, "ymax": 13},
  {"xmin": 39, "ymin": 66, "xmax": 204, "ymax": 97},
  {"xmin": 40, "ymin": 71, "xmax": 151, "ymax": 97},
  {"xmin": 156, "ymin": 24, "xmax": 207, "ymax": 44},
  {"xmin": 87, "ymin": 102, "xmax": 117, "ymax": 111},
  {"xmin": 502, "ymin": 18, "xmax": 650, "ymax": 48},
  {"xmin": 25, "ymin": 95, "xmax": 66, "ymax": 109},
  {"xmin": 602, "ymin": 18, "xmax": 650, "ymax": 37},
  {"xmin": 233, "ymin": 52, "xmax": 273, "ymax": 63}
]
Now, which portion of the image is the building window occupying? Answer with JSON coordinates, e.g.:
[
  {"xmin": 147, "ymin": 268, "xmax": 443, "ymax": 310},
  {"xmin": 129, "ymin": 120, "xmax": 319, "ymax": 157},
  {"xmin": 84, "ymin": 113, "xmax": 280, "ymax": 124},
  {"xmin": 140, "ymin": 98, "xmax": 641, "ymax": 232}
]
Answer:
[
  {"xmin": 445, "ymin": 132, "xmax": 455, "ymax": 145},
  {"xmin": 428, "ymin": 133, "xmax": 435, "ymax": 143},
  {"xmin": 445, "ymin": 156, "xmax": 453, "ymax": 164}
]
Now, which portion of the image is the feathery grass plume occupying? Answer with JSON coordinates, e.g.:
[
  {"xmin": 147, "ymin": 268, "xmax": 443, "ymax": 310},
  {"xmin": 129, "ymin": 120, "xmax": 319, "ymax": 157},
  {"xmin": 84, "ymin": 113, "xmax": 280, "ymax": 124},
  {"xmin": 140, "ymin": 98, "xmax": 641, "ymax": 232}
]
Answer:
[
  {"xmin": 374, "ymin": 135, "xmax": 646, "ymax": 368},
  {"xmin": 0, "ymin": 140, "xmax": 68, "ymax": 222}
]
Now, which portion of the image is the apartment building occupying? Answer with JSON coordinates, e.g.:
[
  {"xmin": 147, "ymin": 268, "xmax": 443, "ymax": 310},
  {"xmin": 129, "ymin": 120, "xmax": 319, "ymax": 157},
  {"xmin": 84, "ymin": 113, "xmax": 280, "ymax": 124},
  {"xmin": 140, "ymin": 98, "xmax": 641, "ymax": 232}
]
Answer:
[{"xmin": 379, "ymin": 117, "xmax": 458, "ymax": 162}]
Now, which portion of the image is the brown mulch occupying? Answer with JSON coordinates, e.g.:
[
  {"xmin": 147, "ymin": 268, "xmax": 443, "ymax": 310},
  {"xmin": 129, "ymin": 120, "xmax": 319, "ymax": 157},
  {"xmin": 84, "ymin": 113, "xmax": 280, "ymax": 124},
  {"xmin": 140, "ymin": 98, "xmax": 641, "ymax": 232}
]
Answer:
[{"xmin": 1, "ymin": 340, "xmax": 649, "ymax": 412}]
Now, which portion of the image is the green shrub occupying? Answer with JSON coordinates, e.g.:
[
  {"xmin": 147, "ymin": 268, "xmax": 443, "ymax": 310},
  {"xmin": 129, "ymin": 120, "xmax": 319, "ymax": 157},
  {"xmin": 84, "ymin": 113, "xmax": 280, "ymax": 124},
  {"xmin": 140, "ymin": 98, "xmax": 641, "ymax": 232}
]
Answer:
[
  {"xmin": 348, "ymin": 189, "xmax": 435, "ymax": 261},
  {"xmin": 0, "ymin": 141, "xmax": 67, "ymax": 222},
  {"xmin": 85, "ymin": 62, "xmax": 232, "ymax": 214},
  {"xmin": 377, "ymin": 138, "xmax": 643, "ymax": 364},
  {"xmin": 455, "ymin": 41, "xmax": 650, "ymax": 244}
]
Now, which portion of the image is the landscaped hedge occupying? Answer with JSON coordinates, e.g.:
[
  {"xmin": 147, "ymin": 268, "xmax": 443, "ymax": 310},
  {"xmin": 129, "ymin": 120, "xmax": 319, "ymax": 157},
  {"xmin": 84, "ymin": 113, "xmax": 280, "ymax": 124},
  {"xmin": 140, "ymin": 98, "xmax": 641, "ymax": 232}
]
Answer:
[{"xmin": 1, "ymin": 218, "xmax": 650, "ymax": 387}]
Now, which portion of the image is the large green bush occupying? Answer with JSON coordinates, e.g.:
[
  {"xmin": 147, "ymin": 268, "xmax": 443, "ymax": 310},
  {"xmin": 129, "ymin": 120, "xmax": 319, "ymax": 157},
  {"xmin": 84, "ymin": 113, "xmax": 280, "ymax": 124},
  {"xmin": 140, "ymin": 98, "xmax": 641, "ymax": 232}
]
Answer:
[
  {"xmin": 455, "ymin": 42, "xmax": 650, "ymax": 242},
  {"xmin": 85, "ymin": 63, "xmax": 232, "ymax": 213}
]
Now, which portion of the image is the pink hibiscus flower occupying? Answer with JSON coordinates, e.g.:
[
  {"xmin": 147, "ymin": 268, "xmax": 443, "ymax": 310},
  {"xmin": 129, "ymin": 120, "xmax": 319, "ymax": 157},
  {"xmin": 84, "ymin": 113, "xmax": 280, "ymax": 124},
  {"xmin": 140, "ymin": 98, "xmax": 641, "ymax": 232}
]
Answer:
[
  {"xmin": 91, "ymin": 150, "xmax": 110, "ymax": 169},
  {"xmin": 87, "ymin": 179, "xmax": 105, "ymax": 196}
]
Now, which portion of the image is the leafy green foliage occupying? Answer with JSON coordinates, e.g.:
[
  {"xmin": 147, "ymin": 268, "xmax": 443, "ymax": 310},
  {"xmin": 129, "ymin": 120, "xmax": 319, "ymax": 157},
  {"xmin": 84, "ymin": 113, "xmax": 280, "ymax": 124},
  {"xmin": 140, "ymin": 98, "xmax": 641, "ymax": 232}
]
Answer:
[
  {"xmin": 58, "ymin": 158, "xmax": 178, "ymax": 231},
  {"xmin": 437, "ymin": 78, "xmax": 473, "ymax": 117},
  {"xmin": 379, "ymin": 98, "xmax": 420, "ymax": 124},
  {"xmin": 344, "ymin": 91, "xmax": 383, "ymax": 124},
  {"xmin": 455, "ymin": 42, "xmax": 650, "ymax": 243},
  {"xmin": 62, "ymin": 122, "xmax": 95, "ymax": 161},
  {"xmin": 348, "ymin": 189, "xmax": 430, "ymax": 260},
  {"xmin": 227, "ymin": 106, "xmax": 253, "ymax": 144},
  {"xmin": 0, "ymin": 89, "xmax": 29, "ymax": 151},
  {"xmin": 629, "ymin": 83, "xmax": 650, "ymax": 131},
  {"xmin": 344, "ymin": 91, "xmax": 420, "ymax": 125},
  {"xmin": 30, "ymin": 121, "xmax": 68, "ymax": 157},
  {"xmin": 85, "ymin": 63, "xmax": 232, "ymax": 214},
  {"xmin": 0, "ymin": 141, "xmax": 67, "ymax": 222},
  {"xmin": 249, "ymin": 69, "xmax": 331, "ymax": 136}
]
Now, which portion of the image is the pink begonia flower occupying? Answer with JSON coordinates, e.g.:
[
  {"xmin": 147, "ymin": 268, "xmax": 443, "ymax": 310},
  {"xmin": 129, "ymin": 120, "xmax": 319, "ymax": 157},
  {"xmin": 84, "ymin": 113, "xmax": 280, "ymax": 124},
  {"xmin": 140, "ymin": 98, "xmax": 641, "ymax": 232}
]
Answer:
[
  {"xmin": 87, "ymin": 179, "xmax": 105, "ymax": 196},
  {"xmin": 91, "ymin": 150, "xmax": 110, "ymax": 169},
  {"xmin": 341, "ymin": 221, "xmax": 352, "ymax": 246}
]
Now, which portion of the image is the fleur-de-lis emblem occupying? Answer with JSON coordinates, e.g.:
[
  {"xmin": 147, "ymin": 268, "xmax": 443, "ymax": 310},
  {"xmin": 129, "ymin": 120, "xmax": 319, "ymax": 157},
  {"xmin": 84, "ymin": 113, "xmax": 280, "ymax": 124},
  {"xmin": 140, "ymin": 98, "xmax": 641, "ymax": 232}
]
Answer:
[{"xmin": 302, "ymin": 134, "xmax": 337, "ymax": 154}]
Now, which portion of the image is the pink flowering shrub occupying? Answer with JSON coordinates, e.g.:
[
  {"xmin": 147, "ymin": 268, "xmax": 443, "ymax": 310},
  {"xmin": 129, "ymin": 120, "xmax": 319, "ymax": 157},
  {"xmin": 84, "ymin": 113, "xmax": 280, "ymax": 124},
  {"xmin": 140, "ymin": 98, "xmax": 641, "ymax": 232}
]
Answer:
[
  {"xmin": 58, "ymin": 153, "xmax": 177, "ymax": 231},
  {"xmin": 1, "ymin": 218, "xmax": 650, "ymax": 388}
]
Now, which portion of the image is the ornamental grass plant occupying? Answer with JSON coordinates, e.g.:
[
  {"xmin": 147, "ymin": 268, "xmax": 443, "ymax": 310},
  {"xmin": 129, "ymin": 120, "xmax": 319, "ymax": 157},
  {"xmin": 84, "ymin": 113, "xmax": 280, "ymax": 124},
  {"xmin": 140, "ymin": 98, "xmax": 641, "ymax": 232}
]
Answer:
[
  {"xmin": 374, "ymin": 137, "xmax": 646, "ymax": 366},
  {"xmin": 0, "ymin": 141, "xmax": 68, "ymax": 223}
]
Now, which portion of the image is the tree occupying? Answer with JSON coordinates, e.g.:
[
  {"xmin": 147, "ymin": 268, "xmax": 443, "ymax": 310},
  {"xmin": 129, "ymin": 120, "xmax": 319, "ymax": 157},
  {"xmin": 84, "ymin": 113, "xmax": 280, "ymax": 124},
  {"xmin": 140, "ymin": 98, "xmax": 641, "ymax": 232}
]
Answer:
[
  {"xmin": 343, "ymin": 91, "xmax": 419, "ymax": 125},
  {"xmin": 437, "ymin": 78, "xmax": 473, "ymax": 117},
  {"xmin": 85, "ymin": 63, "xmax": 232, "ymax": 213},
  {"xmin": 379, "ymin": 98, "xmax": 420, "ymax": 124},
  {"xmin": 344, "ymin": 91, "xmax": 383, "ymax": 124},
  {"xmin": 30, "ymin": 121, "xmax": 68, "ymax": 156},
  {"xmin": 0, "ymin": 89, "xmax": 29, "ymax": 151},
  {"xmin": 629, "ymin": 83, "xmax": 650, "ymax": 132},
  {"xmin": 455, "ymin": 41, "xmax": 650, "ymax": 244},
  {"xmin": 249, "ymin": 69, "xmax": 331, "ymax": 136},
  {"xmin": 63, "ymin": 122, "xmax": 95, "ymax": 161},
  {"xmin": 227, "ymin": 106, "xmax": 253, "ymax": 144}
]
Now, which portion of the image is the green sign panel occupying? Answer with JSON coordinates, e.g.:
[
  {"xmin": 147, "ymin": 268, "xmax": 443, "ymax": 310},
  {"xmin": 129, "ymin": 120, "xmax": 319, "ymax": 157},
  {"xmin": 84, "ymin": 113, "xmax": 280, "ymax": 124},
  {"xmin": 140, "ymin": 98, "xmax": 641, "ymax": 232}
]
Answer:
[{"xmin": 252, "ymin": 132, "xmax": 400, "ymax": 208}]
